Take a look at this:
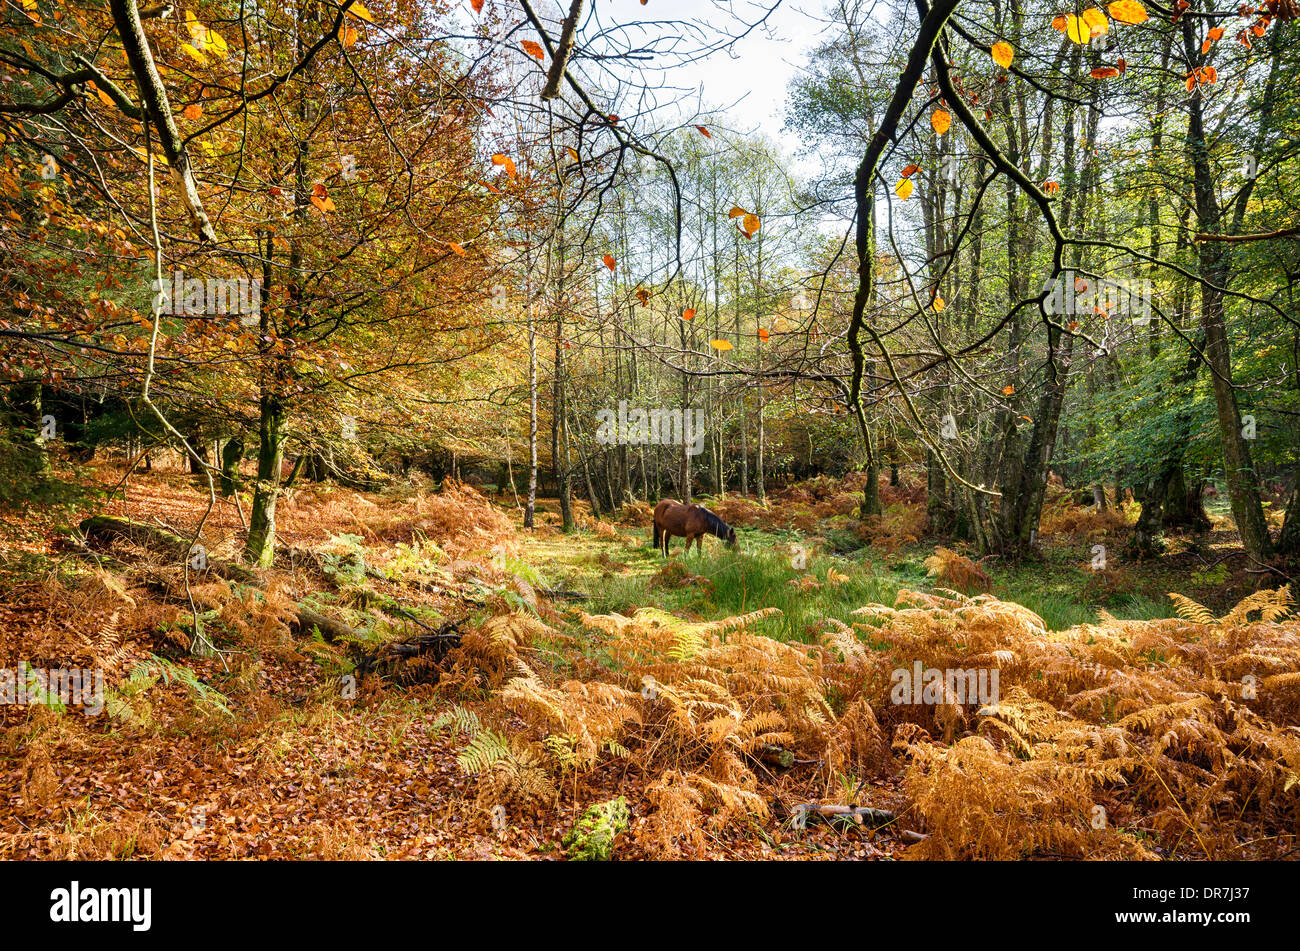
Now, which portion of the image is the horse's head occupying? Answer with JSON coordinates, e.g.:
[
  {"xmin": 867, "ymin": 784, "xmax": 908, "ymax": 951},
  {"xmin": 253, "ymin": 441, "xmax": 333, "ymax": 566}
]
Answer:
[{"xmin": 724, "ymin": 525, "xmax": 738, "ymax": 549}]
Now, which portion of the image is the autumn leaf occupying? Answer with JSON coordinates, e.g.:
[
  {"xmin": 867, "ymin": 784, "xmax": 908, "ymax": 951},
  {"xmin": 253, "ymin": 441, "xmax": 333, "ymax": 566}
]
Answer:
[
  {"xmin": 757, "ymin": 328, "xmax": 770, "ymax": 341},
  {"xmin": 709, "ymin": 339, "xmax": 733, "ymax": 352},
  {"xmin": 1044, "ymin": 180, "xmax": 1061, "ymax": 195},
  {"xmin": 742, "ymin": 213, "xmax": 761, "ymax": 235},
  {"xmin": 181, "ymin": 43, "xmax": 208, "ymax": 65},
  {"xmin": 471, "ymin": 0, "xmax": 485, "ymax": 12},
  {"xmin": 682, "ymin": 308, "xmax": 695, "ymax": 321},
  {"xmin": 931, "ymin": 108, "xmax": 951, "ymax": 136},
  {"xmin": 1051, "ymin": 14, "xmax": 1068, "ymax": 31},
  {"xmin": 727, "ymin": 206, "xmax": 747, "ymax": 219},
  {"xmin": 1063, "ymin": 14, "xmax": 1090, "ymax": 44},
  {"xmin": 347, "ymin": 1, "xmax": 374, "ymax": 23},
  {"xmin": 1208, "ymin": 26, "xmax": 1225, "ymax": 41},
  {"xmin": 480, "ymin": 179, "xmax": 502, "ymax": 195},
  {"xmin": 991, "ymin": 42, "xmax": 1014, "ymax": 69},
  {"xmin": 1107, "ymin": 0, "xmax": 1148, "ymax": 24},
  {"xmin": 491, "ymin": 153, "xmax": 516, "ymax": 178},
  {"xmin": 695, "ymin": 125, "xmax": 711, "ymax": 138},
  {"xmin": 602, "ymin": 254, "xmax": 616, "ymax": 272},
  {"xmin": 1090, "ymin": 66, "xmax": 1120, "ymax": 78},
  {"xmin": 566, "ymin": 147, "xmax": 579, "ymax": 162},
  {"xmin": 932, "ymin": 296, "xmax": 945, "ymax": 313},
  {"xmin": 1082, "ymin": 8, "xmax": 1109, "ymax": 35},
  {"xmin": 310, "ymin": 194, "xmax": 336, "ymax": 213},
  {"xmin": 1002, "ymin": 384, "xmax": 1015, "ymax": 395},
  {"xmin": 901, "ymin": 163, "xmax": 921, "ymax": 177},
  {"xmin": 448, "ymin": 242, "xmax": 467, "ymax": 256},
  {"xmin": 521, "ymin": 40, "xmax": 546, "ymax": 61},
  {"xmin": 895, "ymin": 178, "xmax": 914, "ymax": 200},
  {"xmin": 183, "ymin": 103, "xmax": 203, "ymax": 121},
  {"xmin": 339, "ymin": 23, "xmax": 359, "ymax": 48},
  {"xmin": 635, "ymin": 287, "xmax": 650, "ymax": 306},
  {"xmin": 89, "ymin": 82, "xmax": 115, "ymax": 107}
]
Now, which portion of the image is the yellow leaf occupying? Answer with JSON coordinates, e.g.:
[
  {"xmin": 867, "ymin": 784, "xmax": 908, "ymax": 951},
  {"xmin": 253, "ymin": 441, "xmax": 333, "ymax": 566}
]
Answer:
[
  {"xmin": 709, "ymin": 339, "xmax": 733, "ymax": 352},
  {"xmin": 347, "ymin": 1, "xmax": 374, "ymax": 23},
  {"xmin": 1106, "ymin": 0, "xmax": 1148, "ymax": 25},
  {"xmin": 932, "ymin": 296, "xmax": 945, "ymax": 312},
  {"xmin": 339, "ymin": 23, "xmax": 358, "ymax": 47},
  {"xmin": 991, "ymin": 42, "xmax": 1014, "ymax": 69},
  {"xmin": 931, "ymin": 108, "xmax": 951, "ymax": 136},
  {"xmin": 566, "ymin": 147, "xmax": 579, "ymax": 162},
  {"xmin": 181, "ymin": 43, "xmax": 207, "ymax": 65},
  {"xmin": 742, "ymin": 213, "xmax": 761, "ymax": 234},
  {"xmin": 1082, "ymin": 8, "xmax": 1109, "ymax": 35},
  {"xmin": 1065, "ymin": 14, "xmax": 1090, "ymax": 44},
  {"xmin": 895, "ymin": 178, "xmax": 914, "ymax": 200}
]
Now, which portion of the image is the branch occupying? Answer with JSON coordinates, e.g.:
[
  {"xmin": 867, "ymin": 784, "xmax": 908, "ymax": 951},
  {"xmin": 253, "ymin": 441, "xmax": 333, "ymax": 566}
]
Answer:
[{"xmin": 540, "ymin": 0, "xmax": 586, "ymax": 101}]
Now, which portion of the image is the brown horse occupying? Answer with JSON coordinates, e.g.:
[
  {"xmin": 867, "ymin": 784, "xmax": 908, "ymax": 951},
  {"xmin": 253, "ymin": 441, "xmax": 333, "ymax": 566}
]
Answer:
[{"xmin": 652, "ymin": 499, "xmax": 737, "ymax": 556}]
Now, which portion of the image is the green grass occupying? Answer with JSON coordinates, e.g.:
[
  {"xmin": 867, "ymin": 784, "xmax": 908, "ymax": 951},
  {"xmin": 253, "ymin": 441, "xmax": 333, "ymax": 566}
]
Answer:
[{"xmin": 520, "ymin": 523, "xmax": 1179, "ymax": 642}]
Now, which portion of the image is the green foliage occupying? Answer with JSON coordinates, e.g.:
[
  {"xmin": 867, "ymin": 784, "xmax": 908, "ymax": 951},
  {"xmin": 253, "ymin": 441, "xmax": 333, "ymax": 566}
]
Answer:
[{"xmin": 563, "ymin": 797, "xmax": 630, "ymax": 861}]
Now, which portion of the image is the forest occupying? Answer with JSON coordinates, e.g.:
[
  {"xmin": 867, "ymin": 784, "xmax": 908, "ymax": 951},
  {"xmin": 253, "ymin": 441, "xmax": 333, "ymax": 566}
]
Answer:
[{"xmin": 1, "ymin": 0, "xmax": 1298, "ymax": 869}]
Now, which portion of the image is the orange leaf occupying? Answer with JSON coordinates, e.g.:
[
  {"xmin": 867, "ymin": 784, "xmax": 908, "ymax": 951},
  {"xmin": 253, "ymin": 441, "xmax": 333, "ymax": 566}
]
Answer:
[
  {"xmin": 1051, "ymin": 14, "xmax": 1068, "ymax": 31},
  {"xmin": 1090, "ymin": 66, "xmax": 1120, "ymax": 78},
  {"xmin": 602, "ymin": 254, "xmax": 616, "ymax": 272},
  {"xmin": 1208, "ymin": 26, "xmax": 1225, "ymax": 40},
  {"xmin": 183, "ymin": 102, "xmax": 203, "ymax": 120},
  {"xmin": 695, "ymin": 125, "xmax": 711, "ymax": 138},
  {"xmin": 521, "ymin": 40, "xmax": 546, "ymax": 61},
  {"xmin": 991, "ymin": 41, "xmax": 1014, "ymax": 69},
  {"xmin": 1002, "ymin": 384, "xmax": 1015, "ymax": 395},
  {"xmin": 471, "ymin": 0, "xmax": 485, "ymax": 12},
  {"xmin": 339, "ymin": 23, "xmax": 358, "ymax": 47},
  {"xmin": 1106, "ymin": 0, "xmax": 1148, "ymax": 24},
  {"xmin": 566, "ymin": 147, "xmax": 579, "ymax": 162},
  {"xmin": 682, "ymin": 308, "xmax": 695, "ymax": 321},
  {"xmin": 480, "ymin": 179, "xmax": 502, "ymax": 195},
  {"xmin": 448, "ymin": 242, "xmax": 467, "ymax": 256},
  {"xmin": 742, "ymin": 213, "xmax": 761, "ymax": 234},
  {"xmin": 931, "ymin": 108, "xmax": 951, "ymax": 136},
  {"xmin": 901, "ymin": 163, "xmax": 921, "ymax": 177},
  {"xmin": 758, "ymin": 328, "xmax": 770, "ymax": 341},
  {"xmin": 491, "ymin": 153, "xmax": 516, "ymax": 178},
  {"xmin": 1081, "ymin": 8, "xmax": 1109, "ymax": 35},
  {"xmin": 727, "ymin": 205, "xmax": 747, "ymax": 219},
  {"xmin": 635, "ymin": 287, "xmax": 650, "ymax": 306}
]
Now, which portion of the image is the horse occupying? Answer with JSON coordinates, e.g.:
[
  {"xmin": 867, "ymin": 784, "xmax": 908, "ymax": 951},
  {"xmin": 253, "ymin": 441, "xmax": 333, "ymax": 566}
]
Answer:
[{"xmin": 652, "ymin": 499, "xmax": 737, "ymax": 557}]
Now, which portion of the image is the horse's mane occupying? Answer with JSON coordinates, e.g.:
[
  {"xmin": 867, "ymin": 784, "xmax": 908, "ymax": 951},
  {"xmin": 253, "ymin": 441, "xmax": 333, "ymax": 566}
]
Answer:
[{"xmin": 699, "ymin": 507, "xmax": 732, "ymax": 538}]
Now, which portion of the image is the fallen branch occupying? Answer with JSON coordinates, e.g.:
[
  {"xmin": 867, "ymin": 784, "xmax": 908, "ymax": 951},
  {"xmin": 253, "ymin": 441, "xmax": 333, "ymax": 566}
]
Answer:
[
  {"xmin": 792, "ymin": 803, "xmax": 897, "ymax": 827},
  {"xmin": 79, "ymin": 515, "xmax": 256, "ymax": 584}
]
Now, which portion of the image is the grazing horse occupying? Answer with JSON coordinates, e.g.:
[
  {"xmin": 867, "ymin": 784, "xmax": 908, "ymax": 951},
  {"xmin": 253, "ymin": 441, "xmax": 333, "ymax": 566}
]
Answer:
[{"xmin": 652, "ymin": 499, "xmax": 738, "ymax": 556}]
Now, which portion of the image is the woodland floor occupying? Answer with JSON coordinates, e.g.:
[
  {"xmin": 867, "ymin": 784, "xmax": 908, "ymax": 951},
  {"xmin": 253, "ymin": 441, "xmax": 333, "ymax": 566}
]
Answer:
[{"xmin": 0, "ymin": 457, "xmax": 1293, "ymax": 860}]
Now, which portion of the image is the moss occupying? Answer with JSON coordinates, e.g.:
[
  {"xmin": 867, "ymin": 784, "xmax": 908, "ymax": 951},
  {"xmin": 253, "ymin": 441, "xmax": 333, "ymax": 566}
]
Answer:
[{"xmin": 563, "ymin": 797, "xmax": 630, "ymax": 861}]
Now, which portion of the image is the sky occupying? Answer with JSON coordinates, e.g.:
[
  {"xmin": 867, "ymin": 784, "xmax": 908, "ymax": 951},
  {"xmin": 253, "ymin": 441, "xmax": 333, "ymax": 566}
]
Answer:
[{"xmin": 580, "ymin": 0, "xmax": 832, "ymax": 153}]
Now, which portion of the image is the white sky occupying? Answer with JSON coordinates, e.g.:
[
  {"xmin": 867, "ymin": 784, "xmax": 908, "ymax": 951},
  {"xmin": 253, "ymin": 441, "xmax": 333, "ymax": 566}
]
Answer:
[{"xmin": 572, "ymin": 0, "xmax": 832, "ymax": 151}]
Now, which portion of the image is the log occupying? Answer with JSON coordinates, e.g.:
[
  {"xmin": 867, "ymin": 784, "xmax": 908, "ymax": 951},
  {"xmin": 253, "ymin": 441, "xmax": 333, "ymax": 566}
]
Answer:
[
  {"xmin": 791, "ymin": 803, "xmax": 897, "ymax": 828},
  {"xmin": 79, "ymin": 515, "xmax": 257, "ymax": 583},
  {"xmin": 292, "ymin": 607, "xmax": 362, "ymax": 644}
]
